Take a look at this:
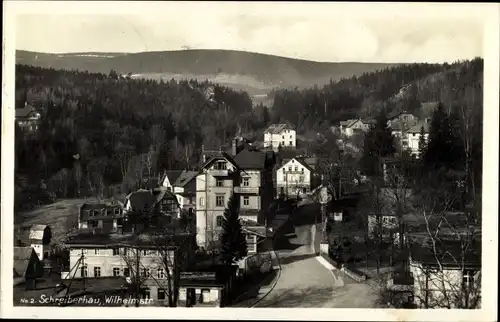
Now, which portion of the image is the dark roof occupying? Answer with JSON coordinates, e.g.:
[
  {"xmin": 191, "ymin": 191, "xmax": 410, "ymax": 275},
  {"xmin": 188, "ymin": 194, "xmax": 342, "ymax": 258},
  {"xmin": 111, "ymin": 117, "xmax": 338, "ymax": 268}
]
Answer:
[
  {"xmin": 15, "ymin": 104, "xmax": 39, "ymax": 118},
  {"xmin": 13, "ymin": 247, "xmax": 36, "ymax": 277},
  {"xmin": 264, "ymin": 123, "xmax": 294, "ymax": 134},
  {"xmin": 234, "ymin": 149, "xmax": 267, "ymax": 170},
  {"xmin": 410, "ymin": 240, "xmax": 481, "ymax": 268},
  {"xmin": 125, "ymin": 189, "xmax": 156, "ymax": 212},
  {"xmin": 81, "ymin": 201, "xmax": 122, "ymax": 211},
  {"xmin": 173, "ymin": 171, "xmax": 198, "ymax": 187},
  {"xmin": 163, "ymin": 170, "xmax": 184, "ymax": 186},
  {"xmin": 65, "ymin": 230, "xmax": 193, "ymax": 247},
  {"xmin": 199, "ymin": 152, "xmax": 240, "ymax": 172},
  {"xmin": 295, "ymin": 157, "xmax": 316, "ymax": 172},
  {"xmin": 406, "ymin": 121, "xmax": 430, "ymax": 134},
  {"xmin": 387, "ymin": 110, "xmax": 415, "ymax": 120}
]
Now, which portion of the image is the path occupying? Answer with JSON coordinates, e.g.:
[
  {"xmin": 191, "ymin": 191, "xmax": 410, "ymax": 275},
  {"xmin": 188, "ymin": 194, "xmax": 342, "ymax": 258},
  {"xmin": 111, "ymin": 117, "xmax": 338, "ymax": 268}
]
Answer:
[{"xmin": 255, "ymin": 203, "xmax": 378, "ymax": 308}]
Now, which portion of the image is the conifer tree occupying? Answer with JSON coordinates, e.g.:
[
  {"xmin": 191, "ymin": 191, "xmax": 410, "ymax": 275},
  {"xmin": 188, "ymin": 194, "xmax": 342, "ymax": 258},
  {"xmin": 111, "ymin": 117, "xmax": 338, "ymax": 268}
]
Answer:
[
  {"xmin": 220, "ymin": 194, "xmax": 248, "ymax": 265},
  {"xmin": 417, "ymin": 125, "xmax": 427, "ymax": 160},
  {"xmin": 360, "ymin": 109, "xmax": 396, "ymax": 176},
  {"xmin": 423, "ymin": 102, "xmax": 462, "ymax": 171}
]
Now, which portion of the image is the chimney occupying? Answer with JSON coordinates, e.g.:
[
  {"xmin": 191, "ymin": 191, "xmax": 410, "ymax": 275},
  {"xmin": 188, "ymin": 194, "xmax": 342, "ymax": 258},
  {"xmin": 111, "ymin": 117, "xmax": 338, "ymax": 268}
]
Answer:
[{"xmin": 231, "ymin": 138, "xmax": 237, "ymax": 156}]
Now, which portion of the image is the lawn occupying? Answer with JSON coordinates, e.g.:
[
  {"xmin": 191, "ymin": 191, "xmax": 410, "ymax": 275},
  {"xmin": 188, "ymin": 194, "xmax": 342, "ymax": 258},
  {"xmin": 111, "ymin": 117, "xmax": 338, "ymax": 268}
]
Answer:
[{"xmin": 15, "ymin": 197, "xmax": 123, "ymax": 244}]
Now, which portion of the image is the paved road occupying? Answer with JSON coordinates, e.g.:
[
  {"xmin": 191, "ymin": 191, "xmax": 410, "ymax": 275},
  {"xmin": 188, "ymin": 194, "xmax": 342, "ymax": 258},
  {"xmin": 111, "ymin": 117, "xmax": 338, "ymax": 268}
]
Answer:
[{"xmin": 255, "ymin": 203, "xmax": 377, "ymax": 308}]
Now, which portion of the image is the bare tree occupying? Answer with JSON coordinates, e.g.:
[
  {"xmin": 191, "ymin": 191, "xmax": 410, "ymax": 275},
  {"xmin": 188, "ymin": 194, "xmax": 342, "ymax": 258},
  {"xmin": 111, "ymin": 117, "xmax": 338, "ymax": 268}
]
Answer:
[
  {"xmin": 120, "ymin": 209, "xmax": 195, "ymax": 307},
  {"xmin": 409, "ymin": 172, "xmax": 481, "ymax": 309}
]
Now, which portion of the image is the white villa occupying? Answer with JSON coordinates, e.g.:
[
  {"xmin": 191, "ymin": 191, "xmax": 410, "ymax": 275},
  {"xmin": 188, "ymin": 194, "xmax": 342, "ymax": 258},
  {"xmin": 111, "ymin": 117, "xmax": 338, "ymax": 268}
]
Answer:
[
  {"xmin": 276, "ymin": 157, "xmax": 315, "ymax": 197},
  {"xmin": 263, "ymin": 123, "xmax": 296, "ymax": 151}
]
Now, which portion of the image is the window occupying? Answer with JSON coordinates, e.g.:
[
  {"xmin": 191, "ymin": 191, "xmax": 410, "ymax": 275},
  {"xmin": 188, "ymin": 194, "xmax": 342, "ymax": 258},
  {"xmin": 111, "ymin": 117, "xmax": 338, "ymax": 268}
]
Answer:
[
  {"xmin": 216, "ymin": 179, "xmax": 224, "ymax": 187},
  {"xmin": 94, "ymin": 267, "xmax": 101, "ymax": 277},
  {"xmin": 113, "ymin": 267, "xmax": 120, "ymax": 277},
  {"xmin": 94, "ymin": 249, "xmax": 100, "ymax": 255},
  {"xmin": 113, "ymin": 248, "xmax": 120, "ymax": 256},
  {"xmin": 288, "ymin": 166, "xmax": 292, "ymax": 172},
  {"xmin": 216, "ymin": 195, "xmax": 225, "ymax": 207},
  {"xmin": 142, "ymin": 268, "xmax": 150, "ymax": 277},
  {"xmin": 299, "ymin": 175, "xmax": 304, "ymax": 183},
  {"xmin": 167, "ymin": 186, "xmax": 172, "ymax": 191},
  {"xmin": 157, "ymin": 268, "xmax": 165, "ymax": 279},
  {"xmin": 282, "ymin": 135, "xmax": 284, "ymax": 139},
  {"xmin": 282, "ymin": 141, "xmax": 285, "ymax": 146},
  {"xmin": 158, "ymin": 289, "xmax": 166, "ymax": 300},
  {"xmin": 124, "ymin": 267, "xmax": 130, "ymax": 277},
  {"xmin": 142, "ymin": 249, "xmax": 148, "ymax": 256},
  {"xmin": 90, "ymin": 220, "xmax": 98, "ymax": 228},
  {"xmin": 243, "ymin": 196, "xmax": 250, "ymax": 206},
  {"xmin": 301, "ymin": 168, "xmax": 304, "ymax": 173},
  {"xmin": 463, "ymin": 270, "xmax": 475, "ymax": 288},
  {"xmin": 214, "ymin": 161, "xmax": 227, "ymax": 170},
  {"xmin": 294, "ymin": 166, "xmax": 298, "ymax": 172},
  {"xmin": 199, "ymin": 197, "xmax": 205, "ymax": 206},
  {"xmin": 80, "ymin": 265, "xmax": 88, "ymax": 277},
  {"xmin": 216, "ymin": 216, "xmax": 224, "ymax": 227},
  {"xmin": 142, "ymin": 288, "xmax": 151, "ymax": 300},
  {"xmin": 242, "ymin": 177, "xmax": 249, "ymax": 186},
  {"xmin": 200, "ymin": 289, "xmax": 211, "ymax": 303},
  {"xmin": 122, "ymin": 247, "xmax": 128, "ymax": 256},
  {"xmin": 114, "ymin": 208, "xmax": 121, "ymax": 216},
  {"xmin": 93, "ymin": 210, "xmax": 100, "ymax": 217}
]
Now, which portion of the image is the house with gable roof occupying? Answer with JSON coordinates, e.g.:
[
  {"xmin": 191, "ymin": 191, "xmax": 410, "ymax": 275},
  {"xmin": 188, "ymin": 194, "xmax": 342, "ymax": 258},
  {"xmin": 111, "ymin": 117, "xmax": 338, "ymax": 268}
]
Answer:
[
  {"xmin": 15, "ymin": 102, "xmax": 41, "ymax": 132},
  {"xmin": 263, "ymin": 123, "xmax": 296, "ymax": 151},
  {"xmin": 406, "ymin": 120, "xmax": 431, "ymax": 158},
  {"xmin": 13, "ymin": 246, "xmax": 44, "ymax": 289},
  {"xmin": 195, "ymin": 145, "xmax": 276, "ymax": 253},
  {"xmin": 276, "ymin": 157, "xmax": 317, "ymax": 197},
  {"xmin": 339, "ymin": 119, "xmax": 372, "ymax": 137}
]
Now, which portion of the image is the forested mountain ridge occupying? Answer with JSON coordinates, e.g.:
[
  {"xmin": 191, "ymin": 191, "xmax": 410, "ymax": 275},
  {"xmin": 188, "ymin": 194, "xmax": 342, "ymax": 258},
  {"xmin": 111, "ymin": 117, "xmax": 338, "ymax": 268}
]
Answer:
[
  {"xmin": 16, "ymin": 49, "xmax": 396, "ymax": 97},
  {"xmin": 268, "ymin": 58, "xmax": 483, "ymax": 131}
]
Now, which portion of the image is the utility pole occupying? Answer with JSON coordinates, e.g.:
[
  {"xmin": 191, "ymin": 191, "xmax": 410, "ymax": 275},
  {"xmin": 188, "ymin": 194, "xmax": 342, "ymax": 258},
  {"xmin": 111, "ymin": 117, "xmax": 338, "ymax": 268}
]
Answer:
[
  {"xmin": 135, "ymin": 246, "xmax": 140, "ymax": 307},
  {"xmin": 82, "ymin": 249, "xmax": 86, "ymax": 292}
]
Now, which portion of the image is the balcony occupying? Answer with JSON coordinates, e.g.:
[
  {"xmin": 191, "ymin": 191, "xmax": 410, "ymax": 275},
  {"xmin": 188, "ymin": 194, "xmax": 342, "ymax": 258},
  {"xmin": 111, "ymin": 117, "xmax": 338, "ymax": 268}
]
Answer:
[
  {"xmin": 233, "ymin": 186, "xmax": 261, "ymax": 194},
  {"xmin": 208, "ymin": 169, "xmax": 229, "ymax": 177}
]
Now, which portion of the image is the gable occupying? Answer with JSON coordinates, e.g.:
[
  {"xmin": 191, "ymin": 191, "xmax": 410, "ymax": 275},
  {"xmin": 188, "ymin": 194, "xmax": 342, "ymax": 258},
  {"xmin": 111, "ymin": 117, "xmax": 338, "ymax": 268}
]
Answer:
[
  {"xmin": 200, "ymin": 154, "xmax": 239, "ymax": 172},
  {"xmin": 278, "ymin": 158, "xmax": 313, "ymax": 173}
]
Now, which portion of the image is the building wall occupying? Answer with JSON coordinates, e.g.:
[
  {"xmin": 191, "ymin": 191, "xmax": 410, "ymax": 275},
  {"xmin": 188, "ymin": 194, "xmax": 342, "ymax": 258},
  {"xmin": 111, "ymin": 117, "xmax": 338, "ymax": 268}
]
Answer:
[
  {"xmin": 178, "ymin": 287, "xmax": 222, "ymax": 306},
  {"xmin": 410, "ymin": 259, "xmax": 480, "ymax": 308},
  {"xmin": 264, "ymin": 129, "xmax": 296, "ymax": 150},
  {"xmin": 407, "ymin": 132, "xmax": 428, "ymax": 157},
  {"xmin": 195, "ymin": 167, "xmax": 234, "ymax": 248},
  {"xmin": 276, "ymin": 159, "xmax": 311, "ymax": 196},
  {"xmin": 67, "ymin": 247, "xmax": 175, "ymax": 279}
]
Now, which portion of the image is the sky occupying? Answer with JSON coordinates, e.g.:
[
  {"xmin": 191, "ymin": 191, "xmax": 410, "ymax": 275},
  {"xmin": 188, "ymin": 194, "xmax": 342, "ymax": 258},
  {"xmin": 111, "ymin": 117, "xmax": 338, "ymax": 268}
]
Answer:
[{"xmin": 12, "ymin": 2, "xmax": 487, "ymax": 63}]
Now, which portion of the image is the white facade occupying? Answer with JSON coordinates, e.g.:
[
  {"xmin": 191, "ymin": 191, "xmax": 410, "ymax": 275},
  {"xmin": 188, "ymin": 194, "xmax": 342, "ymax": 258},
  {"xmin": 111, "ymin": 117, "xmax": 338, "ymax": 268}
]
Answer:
[
  {"xmin": 276, "ymin": 158, "xmax": 312, "ymax": 197},
  {"xmin": 195, "ymin": 158, "xmax": 237, "ymax": 248},
  {"xmin": 263, "ymin": 127, "xmax": 296, "ymax": 150},
  {"xmin": 340, "ymin": 120, "xmax": 370, "ymax": 137},
  {"xmin": 410, "ymin": 258, "xmax": 480, "ymax": 308},
  {"xmin": 407, "ymin": 132, "xmax": 428, "ymax": 157}
]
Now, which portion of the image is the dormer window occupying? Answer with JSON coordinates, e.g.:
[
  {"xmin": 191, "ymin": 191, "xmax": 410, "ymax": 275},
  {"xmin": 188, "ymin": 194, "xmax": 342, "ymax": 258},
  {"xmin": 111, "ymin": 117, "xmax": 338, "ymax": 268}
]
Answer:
[{"xmin": 214, "ymin": 161, "xmax": 227, "ymax": 170}]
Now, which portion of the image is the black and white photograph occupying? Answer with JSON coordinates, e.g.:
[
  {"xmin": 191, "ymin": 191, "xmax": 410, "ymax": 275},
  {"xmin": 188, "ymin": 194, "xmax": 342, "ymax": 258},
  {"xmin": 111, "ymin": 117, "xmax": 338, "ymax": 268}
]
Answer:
[{"xmin": 1, "ymin": 1, "xmax": 498, "ymax": 321}]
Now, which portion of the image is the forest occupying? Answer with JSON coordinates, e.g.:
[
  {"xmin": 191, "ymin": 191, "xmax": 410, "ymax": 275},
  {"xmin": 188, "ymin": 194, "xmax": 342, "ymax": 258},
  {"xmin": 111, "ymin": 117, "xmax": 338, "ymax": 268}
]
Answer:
[
  {"xmin": 268, "ymin": 58, "xmax": 483, "ymax": 132},
  {"xmin": 15, "ymin": 57, "xmax": 483, "ymax": 212},
  {"xmin": 14, "ymin": 65, "xmax": 266, "ymax": 210}
]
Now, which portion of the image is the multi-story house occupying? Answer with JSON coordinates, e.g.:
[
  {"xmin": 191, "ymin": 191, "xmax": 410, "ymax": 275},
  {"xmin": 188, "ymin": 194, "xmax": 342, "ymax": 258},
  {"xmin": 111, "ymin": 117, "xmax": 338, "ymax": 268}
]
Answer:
[
  {"xmin": 161, "ymin": 170, "xmax": 197, "ymax": 215},
  {"xmin": 339, "ymin": 119, "xmax": 372, "ymax": 137},
  {"xmin": 63, "ymin": 230, "xmax": 196, "ymax": 306},
  {"xmin": 79, "ymin": 202, "xmax": 125, "ymax": 233},
  {"xmin": 15, "ymin": 102, "xmax": 41, "ymax": 132},
  {"xmin": 263, "ymin": 123, "xmax": 296, "ymax": 151},
  {"xmin": 195, "ymin": 143, "xmax": 276, "ymax": 254},
  {"xmin": 276, "ymin": 157, "xmax": 316, "ymax": 197},
  {"xmin": 406, "ymin": 120, "xmax": 430, "ymax": 158}
]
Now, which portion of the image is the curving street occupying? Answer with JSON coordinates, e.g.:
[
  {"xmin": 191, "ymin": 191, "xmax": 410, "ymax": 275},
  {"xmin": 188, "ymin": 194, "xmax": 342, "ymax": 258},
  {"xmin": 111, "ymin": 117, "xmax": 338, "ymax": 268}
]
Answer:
[{"xmin": 255, "ymin": 203, "xmax": 377, "ymax": 308}]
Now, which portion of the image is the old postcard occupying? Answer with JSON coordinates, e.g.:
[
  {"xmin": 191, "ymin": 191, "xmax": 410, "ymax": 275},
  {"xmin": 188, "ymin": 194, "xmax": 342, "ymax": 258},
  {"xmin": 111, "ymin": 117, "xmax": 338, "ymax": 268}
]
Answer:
[{"xmin": 1, "ymin": 1, "xmax": 498, "ymax": 321}]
